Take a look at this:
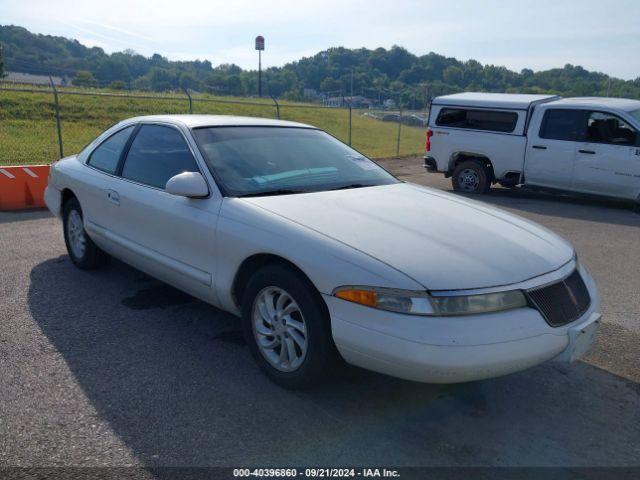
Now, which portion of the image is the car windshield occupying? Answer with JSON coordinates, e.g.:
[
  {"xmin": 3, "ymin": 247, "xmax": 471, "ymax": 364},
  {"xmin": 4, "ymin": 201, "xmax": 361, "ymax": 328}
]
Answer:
[
  {"xmin": 628, "ymin": 108, "xmax": 640, "ymax": 123},
  {"xmin": 191, "ymin": 126, "xmax": 399, "ymax": 197}
]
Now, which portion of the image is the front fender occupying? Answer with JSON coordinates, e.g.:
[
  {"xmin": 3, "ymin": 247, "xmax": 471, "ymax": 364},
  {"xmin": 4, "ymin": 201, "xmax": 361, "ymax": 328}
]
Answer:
[{"xmin": 214, "ymin": 199, "xmax": 423, "ymax": 314}]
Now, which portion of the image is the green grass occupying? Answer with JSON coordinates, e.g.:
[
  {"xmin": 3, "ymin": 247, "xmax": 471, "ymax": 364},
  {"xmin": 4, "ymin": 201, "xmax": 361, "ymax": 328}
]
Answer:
[{"xmin": 0, "ymin": 86, "xmax": 425, "ymax": 165}]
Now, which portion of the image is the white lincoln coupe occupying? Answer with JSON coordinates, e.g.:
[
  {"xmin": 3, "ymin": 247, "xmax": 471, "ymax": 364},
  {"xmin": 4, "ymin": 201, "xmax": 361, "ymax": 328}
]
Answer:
[{"xmin": 45, "ymin": 115, "xmax": 601, "ymax": 388}]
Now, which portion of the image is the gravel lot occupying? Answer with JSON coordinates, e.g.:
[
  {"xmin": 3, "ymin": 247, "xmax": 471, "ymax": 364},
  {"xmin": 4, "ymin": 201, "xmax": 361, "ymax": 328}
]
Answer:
[{"xmin": 1, "ymin": 156, "xmax": 638, "ymax": 468}]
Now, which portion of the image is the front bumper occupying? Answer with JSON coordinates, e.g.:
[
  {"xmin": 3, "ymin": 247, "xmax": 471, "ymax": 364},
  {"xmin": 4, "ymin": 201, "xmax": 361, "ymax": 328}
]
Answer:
[{"xmin": 326, "ymin": 264, "xmax": 600, "ymax": 384}]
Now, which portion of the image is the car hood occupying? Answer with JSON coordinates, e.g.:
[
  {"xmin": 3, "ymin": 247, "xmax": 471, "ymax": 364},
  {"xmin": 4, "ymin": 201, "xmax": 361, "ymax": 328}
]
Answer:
[{"xmin": 242, "ymin": 183, "xmax": 574, "ymax": 290}]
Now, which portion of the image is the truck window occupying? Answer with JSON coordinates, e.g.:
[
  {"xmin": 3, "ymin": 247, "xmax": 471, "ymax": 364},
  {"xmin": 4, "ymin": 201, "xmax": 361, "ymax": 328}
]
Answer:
[
  {"xmin": 539, "ymin": 109, "xmax": 588, "ymax": 141},
  {"xmin": 435, "ymin": 108, "xmax": 518, "ymax": 133},
  {"xmin": 586, "ymin": 111, "xmax": 637, "ymax": 146}
]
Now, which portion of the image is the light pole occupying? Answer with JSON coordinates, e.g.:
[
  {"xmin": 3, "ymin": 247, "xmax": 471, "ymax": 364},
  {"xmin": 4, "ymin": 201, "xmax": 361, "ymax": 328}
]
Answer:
[{"xmin": 255, "ymin": 35, "xmax": 264, "ymax": 97}]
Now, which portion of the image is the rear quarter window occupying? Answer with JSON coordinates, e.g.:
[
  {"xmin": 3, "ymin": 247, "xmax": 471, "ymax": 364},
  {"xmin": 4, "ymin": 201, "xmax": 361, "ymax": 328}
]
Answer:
[
  {"xmin": 87, "ymin": 126, "xmax": 135, "ymax": 174},
  {"xmin": 435, "ymin": 108, "xmax": 518, "ymax": 133}
]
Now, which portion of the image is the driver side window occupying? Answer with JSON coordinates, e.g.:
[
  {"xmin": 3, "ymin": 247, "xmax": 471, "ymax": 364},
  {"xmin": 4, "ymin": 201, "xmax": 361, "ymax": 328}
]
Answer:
[
  {"xmin": 121, "ymin": 124, "xmax": 199, "ymax": 189},
  {"xmin": 585, "ymin": 112, "xmax": 638, "ymax": 146}
]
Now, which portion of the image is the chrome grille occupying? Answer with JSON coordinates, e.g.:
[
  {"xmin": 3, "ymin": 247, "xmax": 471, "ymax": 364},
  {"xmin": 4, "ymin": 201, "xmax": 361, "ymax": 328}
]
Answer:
[{"xmin": 526, "ymin": 270, "xmax": 591, "ymax": 327}]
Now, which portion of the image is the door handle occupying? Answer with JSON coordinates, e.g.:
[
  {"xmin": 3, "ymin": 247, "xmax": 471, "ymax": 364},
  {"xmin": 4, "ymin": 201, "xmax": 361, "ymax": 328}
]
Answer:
[
  {"xmin": 532, "ymin": 145, "xmax": 547, "ymax": 150},
  {"xmin": 106, "ymin": 190, "xmax": 120, "ymax": 205},
  {"xmin": 578, "ymin": 150, "xmax": 596, "ymax": 154}
]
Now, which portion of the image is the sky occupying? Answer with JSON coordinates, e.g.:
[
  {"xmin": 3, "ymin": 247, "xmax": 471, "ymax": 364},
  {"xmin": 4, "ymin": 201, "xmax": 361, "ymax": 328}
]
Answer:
[{"xmin": 1, "ymin": 0, "xmax": 639, "ymax": 80}]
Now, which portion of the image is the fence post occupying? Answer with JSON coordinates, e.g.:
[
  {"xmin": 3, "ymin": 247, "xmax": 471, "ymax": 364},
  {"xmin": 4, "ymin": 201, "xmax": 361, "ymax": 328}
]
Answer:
[
  {"xmin": 183, "ymin": 87, "xmax": 193, "ymax": 114},
  {"xmin": 347, "ymin": 99, "xmax": 352, "ymax": 146},
  {"xmin": 49, "ymin": 75, "xmax": 64, "ymax": 159},
  {"xmin": 270, "ymin": 94, "xmax": 280, "ymax": 119},
  {"xmin": 342, "ymin": 96, "xmax": 352, "ymax": 145},
  {"xmin": 396, "ymin": 106, "xmax": 403, "ymax": 157}
]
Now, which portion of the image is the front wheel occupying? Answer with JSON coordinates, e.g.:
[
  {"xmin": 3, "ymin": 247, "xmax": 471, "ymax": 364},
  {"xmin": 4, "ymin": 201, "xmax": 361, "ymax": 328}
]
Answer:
[
  {"xmin": 452, "ymin": 160, "xmax": 490, "ymax": 194},
  {"xmin": 241, "ymin": 264, "xmax": 338, "ymax": 388}
]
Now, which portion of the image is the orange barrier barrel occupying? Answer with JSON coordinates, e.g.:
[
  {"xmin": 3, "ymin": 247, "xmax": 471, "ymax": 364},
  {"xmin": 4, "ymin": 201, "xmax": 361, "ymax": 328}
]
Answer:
[{"xmin": 0, "ymin": 165, "xmax": 50, "ymax": 211}]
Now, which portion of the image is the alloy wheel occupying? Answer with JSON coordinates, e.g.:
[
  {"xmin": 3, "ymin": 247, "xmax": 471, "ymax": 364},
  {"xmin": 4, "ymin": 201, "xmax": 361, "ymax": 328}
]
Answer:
[
  {"xmin": 252, "ymin": 286, "xmax": 308, "ymax": 372},
  {"xmin": 67, "ymin": 209, "xmax": 86, "ymax": 259}
]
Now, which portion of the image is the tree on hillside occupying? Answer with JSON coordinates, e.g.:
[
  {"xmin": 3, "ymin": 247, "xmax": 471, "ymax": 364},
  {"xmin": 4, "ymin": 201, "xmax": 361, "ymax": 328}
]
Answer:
[
  {"xmin": 2, "ymin": 24, "xmax": 640, "ymax": 100},
  {"xmin": 73, "ymin": 71, "xmax": 97, "ymax": 87},
  {"xmin": 71, "ymin": 70, "xmax": 98, "ymax": 87},
  {"xmin": 320, "ymin": 77, "xmax": 342, "ymax": 94},
  {"xmin": 443, "ymin": 66, "xmax": 464, "ymax": 86},
  {"xmin": 0, "ymin": 44, "xmax": 4, "ymax": 78},
  {"xmin": 109, "ymin": 80, "xmax": 126, "ymax": 90}
]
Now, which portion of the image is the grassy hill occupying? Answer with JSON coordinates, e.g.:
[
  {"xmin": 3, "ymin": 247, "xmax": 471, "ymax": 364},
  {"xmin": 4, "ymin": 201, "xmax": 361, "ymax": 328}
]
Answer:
[
  {"xmin": 4, "ymin": 24, "xmax": 639, "ymax": 105},
  {"xmin": 0, "ymin": 85, "xmax": 425, "ymax": 165}
]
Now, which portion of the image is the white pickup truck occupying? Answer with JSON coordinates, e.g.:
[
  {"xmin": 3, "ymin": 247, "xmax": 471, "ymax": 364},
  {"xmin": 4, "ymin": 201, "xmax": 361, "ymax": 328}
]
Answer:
[{"xmin": 424, "ymin": 92, "xmax": 640, "ymax": 202}]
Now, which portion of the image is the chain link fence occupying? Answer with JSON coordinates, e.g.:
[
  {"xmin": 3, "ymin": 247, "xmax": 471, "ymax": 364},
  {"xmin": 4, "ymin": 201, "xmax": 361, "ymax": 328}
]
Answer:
[{"xmin": 0, "ymin": 81, "xmax": 427, "ymax": 166}]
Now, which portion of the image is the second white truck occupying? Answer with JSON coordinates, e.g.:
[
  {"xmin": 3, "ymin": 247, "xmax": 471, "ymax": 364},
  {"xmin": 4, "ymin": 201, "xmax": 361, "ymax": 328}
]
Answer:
[{"xmin": 424, "ymin": 92, "xmax": 640, "ymax": 202}]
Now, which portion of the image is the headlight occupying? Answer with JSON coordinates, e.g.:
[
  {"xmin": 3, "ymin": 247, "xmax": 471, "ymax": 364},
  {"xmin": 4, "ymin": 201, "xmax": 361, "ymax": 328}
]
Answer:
[
  {"xmin": 429, "ymin": 290, "xmax": 527, "ymax": 315},
  {"xmin": 333, "ymin": 286, "xmax": 527, "ymax": 316}
]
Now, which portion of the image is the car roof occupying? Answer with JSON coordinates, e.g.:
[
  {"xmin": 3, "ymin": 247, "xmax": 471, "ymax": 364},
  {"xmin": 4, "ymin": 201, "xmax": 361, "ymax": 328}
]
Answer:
[
  {"xmin": 432, "ymin": 92, "xmax": 560, "ymax": 110},
  {"xmin": 121, "ymin": 114, "xmax": 315, "ymax": 129},
  {"xmin": 546, "ymin": 97, "xmax": 640, "ymax": 112}
]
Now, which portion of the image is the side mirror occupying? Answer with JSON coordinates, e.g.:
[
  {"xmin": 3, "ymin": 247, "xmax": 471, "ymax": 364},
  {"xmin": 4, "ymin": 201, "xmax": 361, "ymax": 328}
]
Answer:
[{"xmin": 165, "ymin": 172, "xmax": 209, "ymax": 198}]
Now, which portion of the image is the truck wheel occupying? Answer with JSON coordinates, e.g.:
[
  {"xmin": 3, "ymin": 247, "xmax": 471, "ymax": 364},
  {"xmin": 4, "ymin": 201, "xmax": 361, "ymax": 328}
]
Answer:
[{"xmin": 452, "ymin": 161, "xmax": 490, "ymax": 194}]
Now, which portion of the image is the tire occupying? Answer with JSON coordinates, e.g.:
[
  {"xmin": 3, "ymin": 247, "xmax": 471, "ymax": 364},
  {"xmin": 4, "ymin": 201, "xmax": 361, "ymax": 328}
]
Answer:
[
  {"xmin": 63, "ymin": 197, "xmax": 108, "ymax": 269},
  {"xmin": 452, "ymin": 160, "xmax": 491, "ymax": 194},
  {"xmin": 241, "ymin": 264, "xmax": 338, "ymax": 389}
]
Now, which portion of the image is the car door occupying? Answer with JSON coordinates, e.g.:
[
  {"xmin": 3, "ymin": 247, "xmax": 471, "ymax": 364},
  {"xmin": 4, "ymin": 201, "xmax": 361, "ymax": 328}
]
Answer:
[
  {"xmin": 81, "ymin": 125, "xmax": 137, "ymax": 252},
  {"xmin": 105, "ymin": 123, "xmax": 222, "ymax": 302},
  {"xmin": 524, "ymin": 108, "xmax": 588, "ymax": 190},
  {"xmin": 572, "ymin": 111, "xmax": 640, "ymax": 200}
]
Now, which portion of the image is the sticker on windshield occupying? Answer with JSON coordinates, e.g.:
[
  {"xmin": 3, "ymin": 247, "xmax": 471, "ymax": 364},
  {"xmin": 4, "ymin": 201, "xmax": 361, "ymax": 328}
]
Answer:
[{"xmin": 347, "ymin": 155, "xmax": 378, "ymax": 170}]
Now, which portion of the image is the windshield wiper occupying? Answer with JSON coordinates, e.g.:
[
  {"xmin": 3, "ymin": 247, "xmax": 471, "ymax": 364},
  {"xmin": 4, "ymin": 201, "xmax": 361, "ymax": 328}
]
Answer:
[
  {"xmin": 329, "ymin": 183, "xmax": 374, "ymax": 191},
  {"xmin": 238, "ymin": 189, "xmax": 306, "ymax": 198}
]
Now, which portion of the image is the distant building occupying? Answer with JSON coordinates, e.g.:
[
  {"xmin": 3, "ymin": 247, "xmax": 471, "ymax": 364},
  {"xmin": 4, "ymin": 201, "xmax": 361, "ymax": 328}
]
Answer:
[
  {"xmin": 383, "ymin": 98, "xmax": 397, "ymax": 109},
  {"xmin": 4, "ymin": 71, "xmax": 69, "ymax": 86},
  {"xmin": 303, "ymin": 88, "xmax": 320, "ymax": 99},
  {"xmin": 324, "ymin": 95, "xmax": 373, "ymax": 109},
  {"xmin": 324, "ymin": 96, "xmax": 343, "ymax": 107}
]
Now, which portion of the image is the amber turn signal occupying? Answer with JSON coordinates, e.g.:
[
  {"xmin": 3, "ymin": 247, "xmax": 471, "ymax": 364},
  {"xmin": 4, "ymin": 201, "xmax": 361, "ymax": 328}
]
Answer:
[{"xmin": 335, "ymin": 289, "xmax": 378, "ymax": 307}]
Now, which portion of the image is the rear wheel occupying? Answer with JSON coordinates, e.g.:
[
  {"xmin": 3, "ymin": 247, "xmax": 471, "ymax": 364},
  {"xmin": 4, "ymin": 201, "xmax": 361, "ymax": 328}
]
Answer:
[
  {"xmin": 241, "ymin": 264, "xmax": 338, "ymax": 388},
  {"xmin": 452, "ymin": 160, "xmax": 490, "ymax": 194},
  {"xmin": 63, "ymin": 197, "xmax": 108, "ymax": 269}
]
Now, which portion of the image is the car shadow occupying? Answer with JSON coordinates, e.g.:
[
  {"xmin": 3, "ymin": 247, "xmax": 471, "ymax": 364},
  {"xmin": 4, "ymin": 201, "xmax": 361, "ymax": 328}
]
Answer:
[{"xmin": 28, "ymin": 256, "xmax": 640, "ymax": 467}]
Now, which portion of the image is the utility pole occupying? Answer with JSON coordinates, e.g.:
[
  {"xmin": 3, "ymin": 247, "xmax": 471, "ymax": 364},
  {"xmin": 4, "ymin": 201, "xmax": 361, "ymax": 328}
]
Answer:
[
  {"xmin": 255, "ymin": 36, "xmax": 265, "ymax": 97},
  {"xmin": 259, "ymin": 50, "xmax": 262, "ymax": 97}
]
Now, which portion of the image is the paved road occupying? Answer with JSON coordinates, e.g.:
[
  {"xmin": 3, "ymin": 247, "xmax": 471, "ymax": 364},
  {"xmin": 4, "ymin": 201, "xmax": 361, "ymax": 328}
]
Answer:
[{"xmin": 1, "ymin": 158, "xmax": 639, "ymax": 468}]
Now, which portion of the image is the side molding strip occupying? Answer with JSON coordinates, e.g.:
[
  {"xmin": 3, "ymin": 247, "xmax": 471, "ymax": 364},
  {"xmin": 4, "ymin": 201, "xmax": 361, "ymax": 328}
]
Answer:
[{"xmin": 86, "ymin": 220, "xmax": 212, "ymax": 286}]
